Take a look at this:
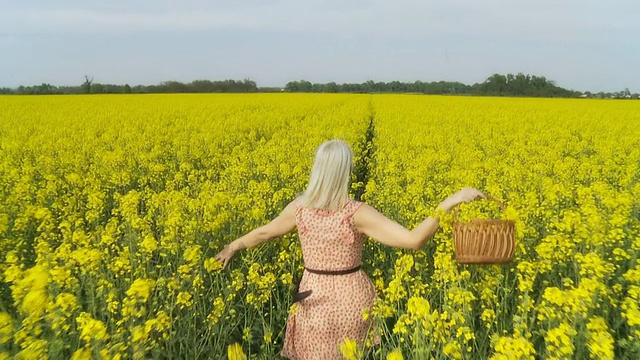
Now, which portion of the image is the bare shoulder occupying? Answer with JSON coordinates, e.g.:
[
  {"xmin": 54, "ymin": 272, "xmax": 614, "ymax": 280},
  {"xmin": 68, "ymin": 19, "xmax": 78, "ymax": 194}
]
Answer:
[
  {"xmin": 353, "ymin": 203, "xmax": 383, "ymax": 228},
  {"xmin": 281, "ymin": 198, "xmax": 300, "ymax": 216}
]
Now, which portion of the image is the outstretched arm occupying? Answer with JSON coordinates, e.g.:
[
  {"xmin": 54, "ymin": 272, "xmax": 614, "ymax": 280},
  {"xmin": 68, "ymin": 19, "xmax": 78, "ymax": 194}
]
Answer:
[
  {"xmin": 214, "ymin": 199, "xmax": 297, "ymax": 268},
  {"xmin": 353, "ymin": 188, "xmax": 485, "ymax": 250}
]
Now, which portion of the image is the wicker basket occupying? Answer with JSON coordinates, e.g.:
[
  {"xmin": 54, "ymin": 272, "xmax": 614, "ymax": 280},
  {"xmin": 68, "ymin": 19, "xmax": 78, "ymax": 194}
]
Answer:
[{"xmin": 453, "ymin": 195, "xmax": 515, "ymax": 264}]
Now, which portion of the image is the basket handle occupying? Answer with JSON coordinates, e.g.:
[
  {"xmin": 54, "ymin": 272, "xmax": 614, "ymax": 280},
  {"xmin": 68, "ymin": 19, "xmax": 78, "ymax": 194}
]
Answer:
[{"xmin": 453, "ymin": 194, "xmax": 506, "ymax": 220}]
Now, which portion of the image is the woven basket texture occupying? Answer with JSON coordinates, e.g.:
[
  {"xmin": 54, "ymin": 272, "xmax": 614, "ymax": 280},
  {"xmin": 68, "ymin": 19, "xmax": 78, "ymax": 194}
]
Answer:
[{"xmin": 453, "ymin": 196, "xmax": 515, "ymax": 264}]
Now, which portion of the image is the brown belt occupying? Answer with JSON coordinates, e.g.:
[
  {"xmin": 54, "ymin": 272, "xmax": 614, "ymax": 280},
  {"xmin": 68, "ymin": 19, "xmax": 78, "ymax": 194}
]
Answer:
[{"xmin": 292, "ymin": 265, "xmax": 361, "ymax": 303}]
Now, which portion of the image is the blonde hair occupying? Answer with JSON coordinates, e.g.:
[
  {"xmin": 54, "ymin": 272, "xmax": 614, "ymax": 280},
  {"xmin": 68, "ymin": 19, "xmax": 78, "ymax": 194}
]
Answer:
[{"xmin": 300, "ymin": 139, "xmax": 354, "ymax": 211}]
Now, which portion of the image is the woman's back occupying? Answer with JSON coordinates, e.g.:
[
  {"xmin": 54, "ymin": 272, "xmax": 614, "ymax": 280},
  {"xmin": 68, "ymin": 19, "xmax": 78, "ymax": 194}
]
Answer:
[
  {"xmin": 282, "ymin": 198, "xmax": 378, "ymax": 359},
  {"xmin": 295, "ymin": 198, "xmax": 365, "ymax": 271}
]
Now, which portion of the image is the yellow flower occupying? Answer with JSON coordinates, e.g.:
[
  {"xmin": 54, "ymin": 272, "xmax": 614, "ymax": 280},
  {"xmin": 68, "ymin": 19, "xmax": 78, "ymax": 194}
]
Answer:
[
  {"xmin": 481, "ymin": 309, "xmax": 496, "ymax": 328},
  {"xmin": 263, "ymin": 330, "xmax": 273, "ymax": 344},
  {"xmin": 407, "ymin": 296, "xmax": 431, "ymax": 320},
  {"xmin": 587, "ymin": 317, "xmax": 614, "ymax": 360},
  {"xmin": 21, "ymin": 289, "xmax": 48, "ymax": 318},
  {"xmin": 76, "ymin": 312, "xmax": 109, "ymax": 343},
  {"xmin": 207, "ymin": 297, "xmax": 225, "ymax": 327},
  {"xmin": 443, "ymin": 341, "xmax": 462, "ymax": 360},
  {"xmin": 176, "ymin": 292, "xmax": 193, "ymax": 309},
  {"xmin": 140, "ymin": 235, "xmax": 158, "ymax": 254},
  {"xmin": 204, "ymin": 257, "xmax": 222, "ymax": 272},
  {"xmin": 393, "ymin": 314, "xmax": 409, "ymax": 335},
  {"xmin": 0, "ymin": 312, "xmax": 13, "ymax": 344},
  {"xmin": 71, "ymin": 347, "xmax": 93, "ymax": 360},
  {"xmin": 13, "ymin": 264, "xmax": 50, "ymax": 317},
  {"xmin": 16, "ymin": 339, "xmax": 48, "ymax": 359},
  {"xmin": 280, "ymin": 272, "xmax": 293, "ymax": 285},
  {"xmin": 54, "ymin": 292, "xmax": 78, "ymax": 314},
  {"xmin": 227, "ymin": 343, "xmax": 247, "ymax": 360},
  {"xmin": 126, "ymin": 278, "xmax": 156, "ymax": 301},
  {"xmin": 143, "ymin": 310, "xmax": 171, "ymax": 338},
  {"xmin": 490, "ymin": 335, "xmax": 535, "ymax": 360},
  {"xmin": 339, "ymin": 338, "xmax": 361, "ymax": 360},
  {"xmin": 545, "ymin": 322, "xmax": 577, "ymax": 358},
  {"xmin": 183, "ymin": 245, "xmax": 201, "ymax": 265},
  {"xmin": 386, "ymin": 348, "xmax": 403, "ymax": 360}
]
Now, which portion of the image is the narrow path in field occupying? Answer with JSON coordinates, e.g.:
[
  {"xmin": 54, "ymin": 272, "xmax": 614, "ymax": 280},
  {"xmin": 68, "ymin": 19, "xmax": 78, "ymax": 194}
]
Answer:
[{"xmin": 353, "ymin": 101, "xmax": 376, "ymax": 201}]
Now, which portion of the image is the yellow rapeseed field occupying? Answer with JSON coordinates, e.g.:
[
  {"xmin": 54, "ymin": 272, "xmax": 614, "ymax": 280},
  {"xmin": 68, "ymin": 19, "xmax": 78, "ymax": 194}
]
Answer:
[{"xmin": 0, "ymin": 94, "xmax": 639, "ymax": 359}]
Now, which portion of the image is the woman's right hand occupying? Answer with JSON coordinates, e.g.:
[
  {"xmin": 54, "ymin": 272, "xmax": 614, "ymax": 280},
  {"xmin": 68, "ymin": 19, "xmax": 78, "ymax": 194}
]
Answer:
[
  {"xmin": 437, "ymin": 187, "xmax": 487, "ymax": 213},
  {"xmin": 452, "ymin": 187, "xmax": 487, "ymax": 205},
  {"xmin": 214, "ymin": 244, "xmax": 238, "ymax": 270}
]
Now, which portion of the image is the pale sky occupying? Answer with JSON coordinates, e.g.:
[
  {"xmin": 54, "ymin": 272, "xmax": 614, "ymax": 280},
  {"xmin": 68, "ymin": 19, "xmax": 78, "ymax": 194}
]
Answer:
[{"xmin": 1, "ymin": 0, "xmax": 639, "ymax": 92}]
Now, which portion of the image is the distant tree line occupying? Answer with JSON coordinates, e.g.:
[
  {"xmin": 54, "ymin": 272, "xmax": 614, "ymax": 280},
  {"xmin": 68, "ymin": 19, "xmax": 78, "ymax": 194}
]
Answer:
[
  {"xmin": 285, "ymin": 73, "xmax": 586, "ymax": 98},
  {"xmin": 0, "ymin": 78, "xmax": 258, "ymax": 95},
  {"xmin": 581, "ymin": 87, "xmax": 639, "ymax": 100},
  {"xmin": 1, "ymin": 73, "xmax": 637, "ymax": 99},
  {"xmin": 284, "ymin": 79, "xmax": 473, "ymax": 94}
]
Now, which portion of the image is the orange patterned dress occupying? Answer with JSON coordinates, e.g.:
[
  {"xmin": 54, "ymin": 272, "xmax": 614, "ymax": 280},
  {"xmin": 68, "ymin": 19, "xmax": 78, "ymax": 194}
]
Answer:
[{"xmin": 281, "ymin": 198, "xmax": 378, "ymax": 359}]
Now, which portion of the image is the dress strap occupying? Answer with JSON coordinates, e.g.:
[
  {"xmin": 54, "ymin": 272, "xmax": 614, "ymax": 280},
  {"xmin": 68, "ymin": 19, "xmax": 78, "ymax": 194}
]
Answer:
[
  {"xmin": 346, "ymin": 199, "xmax": 364, "ymax": 217},
  {"xmin": 340, "ymin": 200, "xmax": 364, "ymax": 244},
  {"xmin": 294, "ymin": 198, "xmax": 308, "ymax": 235}
]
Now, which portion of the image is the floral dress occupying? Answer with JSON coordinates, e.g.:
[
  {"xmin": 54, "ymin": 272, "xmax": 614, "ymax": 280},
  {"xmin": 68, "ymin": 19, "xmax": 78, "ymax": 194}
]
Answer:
[{"xmin": 281, "ymin": 198, "xmax": 378, "ymax": 359}]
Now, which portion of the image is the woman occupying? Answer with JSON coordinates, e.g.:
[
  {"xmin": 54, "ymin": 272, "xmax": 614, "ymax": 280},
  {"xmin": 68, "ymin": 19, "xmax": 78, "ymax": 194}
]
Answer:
[{"xmin": 214, "ymin": 139, "xmax": 486, "ymax": 359}]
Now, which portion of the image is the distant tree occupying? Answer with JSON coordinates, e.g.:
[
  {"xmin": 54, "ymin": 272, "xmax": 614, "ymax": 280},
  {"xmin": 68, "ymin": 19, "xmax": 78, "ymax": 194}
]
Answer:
[
  {"xmin": 530, "ymin": 75, "xmax": 548, "ymax": 92},
  {"xmin": 190, "ymin": 80, "xmax": 214, "ymax": 93},
  {"xmin": 362, "ymin": 80, "xmax": 374, "ymax": 93},
  {"xmin": 160, "ymin": 81, "xmax": 189, "ymax": 93},
  {"xmin": 311, "ymin": 83, "xmax": 325, "ymax": 92},
  {"xmin": 257, "ymin": 86, "xmax": 282, "ymax": 93},
  {"xmin": 132, "ymin": 85, "xmax": 147, "ymax": 93},
  {"xmin": 388, "ymin": 81, "xmax": 402, "ymax": 92},
  {"xmin": 513, "ymin": 73, "xmax": 528, "ymax": 95},
  {"xmin": 285, "ymin": 80, "xmax": 313, "ymax": 92},
  {"xmin": 411, "ymin": 81, "xmax": 424, "ymax": 93},
  {"xmin": 82, "ymin": 75, "xmax": 93, "ymax": 94},
  {"xmin": 483, "ymin": 74, "xmax": 508, "ymax": 95},
  {"xmin": 241, "ymin": 78, "xmax": 258, "ymax": 92},
  {"xmin": 284, "ymin": 81, "xmax": 299, "ymax": 92},
  {"xmin": 13, "ymin": 83, "xmax": 60, "ymax": 95},
  {"xmin": 92, "ymin": 83, "xmax": 104, "ymax": 93},
  {"xmin": 325, "ymin": 82, "xmax": 339, "ymax": 93},
  {"xmin": 298, "ymin": 80, "xmax": 312, "ymax": 92},
  {"xmin": 124, "ymin": 84, "xmax": 132, "ymax": 94}
]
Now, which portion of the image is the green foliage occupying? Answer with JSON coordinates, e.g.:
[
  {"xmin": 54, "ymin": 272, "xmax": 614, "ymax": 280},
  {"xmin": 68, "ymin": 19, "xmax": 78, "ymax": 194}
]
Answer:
[
  {"xmin": 1, "ymin": 74, "xmax": 635, "ymax": 99},
  {"xmin": 474, "ymin": 73, "xmax": 578, "ymax": 97},
  {"xmin": 284, "ymin": 73, "xmax": 587, "ymax": 98}
]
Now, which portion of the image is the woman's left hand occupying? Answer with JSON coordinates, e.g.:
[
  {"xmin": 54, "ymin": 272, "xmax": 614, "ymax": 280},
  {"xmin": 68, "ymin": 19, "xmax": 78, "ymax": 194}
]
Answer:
[{"xmin": 214, "ymin": 245, "xmax": 237, "ymax": 269}]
